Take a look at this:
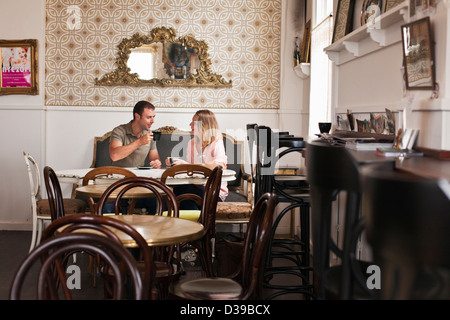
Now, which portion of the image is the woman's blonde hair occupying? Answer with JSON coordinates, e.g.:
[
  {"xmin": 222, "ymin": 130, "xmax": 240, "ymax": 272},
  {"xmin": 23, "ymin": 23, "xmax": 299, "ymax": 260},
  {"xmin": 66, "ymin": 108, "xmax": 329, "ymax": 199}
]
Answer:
[{"xmin": 194, "ymin": 109, "xmax": 223, "ymax": 149}]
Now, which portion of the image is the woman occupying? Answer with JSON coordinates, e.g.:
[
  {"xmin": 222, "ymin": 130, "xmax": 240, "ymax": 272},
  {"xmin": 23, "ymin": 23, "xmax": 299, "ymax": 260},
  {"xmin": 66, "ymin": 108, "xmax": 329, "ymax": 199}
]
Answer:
[{"xmin": 166, "ymin": 109, "xmax": 228, "ymax": 209}]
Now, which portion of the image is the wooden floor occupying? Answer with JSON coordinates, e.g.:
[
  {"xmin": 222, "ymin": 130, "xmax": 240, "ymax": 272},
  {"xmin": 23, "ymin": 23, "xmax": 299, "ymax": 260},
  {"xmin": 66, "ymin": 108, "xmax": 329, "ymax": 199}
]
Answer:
[{"xmin": 0, "ymin": 230, "xmax": 312, "ymax": 300}]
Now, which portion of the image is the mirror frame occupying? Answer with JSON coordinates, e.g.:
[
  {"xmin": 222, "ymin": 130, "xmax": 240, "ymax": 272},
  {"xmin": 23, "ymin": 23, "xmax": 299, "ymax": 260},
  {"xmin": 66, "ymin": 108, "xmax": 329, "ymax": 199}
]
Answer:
[{"xmin": 94, "ymin": 27, "xmax": 232, "ymax": 88}]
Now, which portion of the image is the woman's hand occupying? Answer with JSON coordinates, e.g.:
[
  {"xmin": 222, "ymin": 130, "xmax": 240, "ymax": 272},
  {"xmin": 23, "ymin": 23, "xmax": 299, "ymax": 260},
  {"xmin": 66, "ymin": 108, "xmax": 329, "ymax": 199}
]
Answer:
[{"xmin": 165, "ymin": 157, "xmax": 188, "ymax": 166}]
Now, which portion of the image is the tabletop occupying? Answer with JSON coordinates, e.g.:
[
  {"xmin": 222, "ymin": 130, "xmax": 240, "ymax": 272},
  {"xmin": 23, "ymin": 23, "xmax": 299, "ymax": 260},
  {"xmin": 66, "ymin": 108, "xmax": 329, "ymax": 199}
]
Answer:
[
  {"xmin": 309, "ymin": 139, "xmax": 450, "ymax": 181},
  {"xmin": 56, "ymin": 167, "xmax": 236, "ymax": 186},
  {"xmin": 347, "ymin": 149, "xmax": 450, "ymax": 181},
  {"xmin": 75, "ymin": 184, "xmax": 163, "ymax": 199},
  {"xmin": 59, "ymin": 214, "xmax": 205, "ymax": 247}
]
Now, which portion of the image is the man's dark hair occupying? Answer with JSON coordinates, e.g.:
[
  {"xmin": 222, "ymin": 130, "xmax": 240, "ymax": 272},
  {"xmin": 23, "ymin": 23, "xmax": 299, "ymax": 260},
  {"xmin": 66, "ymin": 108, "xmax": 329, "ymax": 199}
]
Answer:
[{"xmin": 133, "ymin": 100, "xmax": 155, "ymax": 119}]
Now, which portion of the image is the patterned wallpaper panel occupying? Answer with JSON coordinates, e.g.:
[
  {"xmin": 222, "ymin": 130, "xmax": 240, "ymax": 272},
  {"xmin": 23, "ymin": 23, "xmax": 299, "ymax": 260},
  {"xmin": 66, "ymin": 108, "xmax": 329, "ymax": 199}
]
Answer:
[{"xmin": 45, "ymin": 0, "xmax": 281, "ymax": 109}]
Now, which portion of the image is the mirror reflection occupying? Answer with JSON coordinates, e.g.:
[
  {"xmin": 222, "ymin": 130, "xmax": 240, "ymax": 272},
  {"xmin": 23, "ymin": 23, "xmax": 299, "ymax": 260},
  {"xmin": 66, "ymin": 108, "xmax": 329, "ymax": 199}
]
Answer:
[
  {"xmin": 95, "ymin": 27, "xmax": 231, "ymax": 88},
  {"xmin": 128, "ymin": 45, "xmax": 160, "ymax": 80},
  {"xmin": 162, "ymin": 42, "xmax": 200, "ymax": 79}
]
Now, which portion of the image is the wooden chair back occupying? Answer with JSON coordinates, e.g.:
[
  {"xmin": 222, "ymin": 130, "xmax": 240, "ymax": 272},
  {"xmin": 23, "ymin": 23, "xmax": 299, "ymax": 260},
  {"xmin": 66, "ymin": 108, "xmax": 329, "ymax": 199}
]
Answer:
[
  {"xmin": 41, "ymin": 214, "xmax": 155, "ymax": 300},
  {"xmin": 161, "ymin": 164, "xmax": 212, "ymax": 210},
  {"xmin": 43, "ymin": 166, "xmax": 66, "ymax": 220},
  {"xmin": 9, "ymin": 233, "xmax": 143, "ymax": 300},
  {"xmin": 96, "ymin": 176, "xmax": 182, "ymax": 298},
  {"xmin": 170, "ymin": 192, "xmax": 277, "ymax": 300},
  {"xmin": 82, "ymin": 166, "xmax": 136, "ymax": 214},
  {"xmin": 96, "ymin": 176, "xmax": 179, "ymax": 217},
  {"xmin": 161, "ymin": 164, "xmax": 222, "ymax": 277},
  {"xmin": 238, "ymin": 192, "xmax": 277, "ymax": 299}
]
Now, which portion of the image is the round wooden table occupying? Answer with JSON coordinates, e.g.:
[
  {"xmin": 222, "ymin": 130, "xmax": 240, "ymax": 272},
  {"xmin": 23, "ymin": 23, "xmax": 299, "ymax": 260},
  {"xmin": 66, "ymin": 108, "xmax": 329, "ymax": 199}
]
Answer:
[
  {"xmin": 76, "ymin": 184, "xmax": 161, "ymax": 200},
  {"xmin": 61, "ymin": 214, "xmax": 205, "ymax": 248}
]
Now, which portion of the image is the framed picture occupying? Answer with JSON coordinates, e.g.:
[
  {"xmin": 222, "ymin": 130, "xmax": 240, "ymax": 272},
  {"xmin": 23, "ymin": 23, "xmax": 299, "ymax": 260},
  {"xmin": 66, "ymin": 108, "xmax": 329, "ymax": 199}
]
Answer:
[
  {"xmin": 0, "ymin": 39, "xmax": 38, "ymax": 95},
  {"xmin": 385, "ymin": 0, "xmax": 404, "ymax": 12},
  {"xmin": 300, "ymin": 20, "xmax": 311, "ymax": 63},
  {"xmin": 361, "ymin": 0, "xmax": 382, "ymax": 26},
  {"xmin": 401, "ymin": 17, "xmax": 435, "ymax": 90},
  {"xmin": 332, "ymin": 0, "xmax": 355, "ymax": 43}
]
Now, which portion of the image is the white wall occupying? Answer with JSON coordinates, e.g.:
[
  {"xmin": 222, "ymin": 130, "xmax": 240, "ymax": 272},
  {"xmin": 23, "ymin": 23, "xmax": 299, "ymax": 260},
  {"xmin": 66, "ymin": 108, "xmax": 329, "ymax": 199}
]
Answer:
[
  {"xmin": 0, "ymin": 0, "xmax": 308, "ymax": 230},
  {"xmin": 330, "ymin": 1, "xmax": 450, "ymax": 151},
  {"xmin": 0, "ymin": 0, "xmax": 45, "ymax": 230}
]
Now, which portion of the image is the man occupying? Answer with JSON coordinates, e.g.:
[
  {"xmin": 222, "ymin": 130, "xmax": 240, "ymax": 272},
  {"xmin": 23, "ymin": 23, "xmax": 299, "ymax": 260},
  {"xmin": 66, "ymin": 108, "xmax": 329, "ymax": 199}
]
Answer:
[
  {"xmin": 108, "ymin": 100, "xmax": 162, "ymax": 214},
  {"xmin": 110, "ymin": 100, "xmax": 162, "ymax": 169}
]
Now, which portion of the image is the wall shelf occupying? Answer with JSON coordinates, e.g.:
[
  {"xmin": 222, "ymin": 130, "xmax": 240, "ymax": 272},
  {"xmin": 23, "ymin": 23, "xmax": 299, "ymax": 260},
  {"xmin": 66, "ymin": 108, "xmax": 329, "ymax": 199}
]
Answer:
[
  {"xmin": 294, "ymin": 63, "xmax": 310, "ymax": 79},
  {"xmin": 324, "ymin": 1, "xmax": 409, "ymax": 65}
]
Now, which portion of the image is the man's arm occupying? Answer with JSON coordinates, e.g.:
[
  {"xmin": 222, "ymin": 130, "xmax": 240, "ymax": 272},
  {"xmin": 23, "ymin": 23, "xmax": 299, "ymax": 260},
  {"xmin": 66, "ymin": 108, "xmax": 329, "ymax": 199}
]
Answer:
[
  {"xmin": 109, "ymin": 135, "xmax": 150, "ymax": 162},
  {"xmin": 148, "ymin": 148, "xmax": 162, "ymax": 169}
]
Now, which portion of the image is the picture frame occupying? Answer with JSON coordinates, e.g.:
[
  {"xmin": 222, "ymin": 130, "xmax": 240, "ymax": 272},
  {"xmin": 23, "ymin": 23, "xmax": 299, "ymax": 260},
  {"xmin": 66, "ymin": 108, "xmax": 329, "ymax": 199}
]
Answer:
[
  {"xmin": 385, "ymin": 0, "xmax": 404, "ymax": 12},
  {"xmin": 361, "ymin": 0, "xmax": 382, "ymax": 26},
  {"xmin": 332, "ymin": 0, "xmax": 355, "ymax": 43},
  {"xmin": 300, "ymin": 20, "xmax": 311, "ymax": 63},
  {"xmin": 0, "ymin": 39, "xmax": 38, "ymax": 95},
  {"xmin": 401, "ymin": 17, "xmax": 435, "ymax": 90}
]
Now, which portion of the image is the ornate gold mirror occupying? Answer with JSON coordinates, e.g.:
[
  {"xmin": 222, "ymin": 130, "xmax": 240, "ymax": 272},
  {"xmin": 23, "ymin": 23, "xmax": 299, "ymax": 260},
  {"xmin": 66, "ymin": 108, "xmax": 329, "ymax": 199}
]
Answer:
[{"xmin": 95, "ymin": 27, "xmax": 232, "ymax": 88}]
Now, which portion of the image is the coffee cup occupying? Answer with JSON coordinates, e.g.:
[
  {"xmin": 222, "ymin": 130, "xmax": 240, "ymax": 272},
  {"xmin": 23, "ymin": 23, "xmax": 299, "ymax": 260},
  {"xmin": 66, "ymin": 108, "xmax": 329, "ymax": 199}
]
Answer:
[
  {"xmin": 152, "ymin": 130, "xmax": 161, "ymax": 141},
  {"xmin": 318, "ymin": 122, "xmax": 332, "ymax": 134}
]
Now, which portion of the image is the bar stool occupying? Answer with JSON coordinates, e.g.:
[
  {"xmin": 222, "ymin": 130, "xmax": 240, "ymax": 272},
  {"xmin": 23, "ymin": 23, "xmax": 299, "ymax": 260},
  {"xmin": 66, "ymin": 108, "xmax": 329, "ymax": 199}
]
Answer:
[
  {"xmin": 361, "ymin": 164, "xmax": 450, "ymax": 299},
  {"xmin": 306, "ymin": 140, "xmax": 381, "ymax": 300},
  {"xmin": 254, "ymin": 125, "xmax": 313, "ymax": 299}
]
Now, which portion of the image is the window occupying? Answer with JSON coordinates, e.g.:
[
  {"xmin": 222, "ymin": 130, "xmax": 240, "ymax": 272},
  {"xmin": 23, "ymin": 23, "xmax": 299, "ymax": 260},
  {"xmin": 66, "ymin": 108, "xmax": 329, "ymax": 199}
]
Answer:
[
  {"xmin": 313, "ymin": 0, "xmax": 333, "ymax": 28},
  {"xmin": 308, "ymin": 0, "xmax": 334, "ymax": 136}
]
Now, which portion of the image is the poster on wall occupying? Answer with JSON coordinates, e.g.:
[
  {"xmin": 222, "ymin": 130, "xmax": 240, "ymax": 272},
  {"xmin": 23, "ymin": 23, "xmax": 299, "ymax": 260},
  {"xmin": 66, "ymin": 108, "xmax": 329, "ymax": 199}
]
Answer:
[{"xmin": 0, "ymin": 39, "xmax": 38, "ymax": 95}]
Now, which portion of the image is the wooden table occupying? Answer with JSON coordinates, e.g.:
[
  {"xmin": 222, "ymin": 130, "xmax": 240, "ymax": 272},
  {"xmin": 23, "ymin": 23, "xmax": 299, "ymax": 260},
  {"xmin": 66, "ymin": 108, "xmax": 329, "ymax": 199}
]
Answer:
[
  {"xmin": 346, "ymin": 149, "xmax": 450, "ymax": 181},
  {"xmin": 76, "ymin": 184, "xmax": 162, "ymax": 200},
  {"xmin": 63, "ymin": 214, "xmax": 205, "ymax": 248},
  {"xmin": 57, "ymin": 167, "xmax": 236, "ymax": 198},
  {"xmin": 57, "ymin": 167, "xmax": 236, "ymax": 186}
]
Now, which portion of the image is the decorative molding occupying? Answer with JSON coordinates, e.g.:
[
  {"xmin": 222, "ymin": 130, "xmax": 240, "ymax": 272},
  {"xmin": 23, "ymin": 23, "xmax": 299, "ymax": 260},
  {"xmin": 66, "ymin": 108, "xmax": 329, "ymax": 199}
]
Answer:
[
  {"xmin": 294, "ymin": 63, "xmax": 310, "ymax": 79},
  {"xmin": 325, "ymin": 2, "xmax": 409, "ymax": 65}
]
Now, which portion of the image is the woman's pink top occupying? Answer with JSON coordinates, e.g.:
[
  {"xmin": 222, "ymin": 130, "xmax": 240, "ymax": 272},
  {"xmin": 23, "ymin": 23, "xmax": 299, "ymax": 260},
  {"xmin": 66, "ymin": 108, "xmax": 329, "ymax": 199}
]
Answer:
[{"xmin": 187, "ymin": 138, "xmax": 228, "ymax": 201}]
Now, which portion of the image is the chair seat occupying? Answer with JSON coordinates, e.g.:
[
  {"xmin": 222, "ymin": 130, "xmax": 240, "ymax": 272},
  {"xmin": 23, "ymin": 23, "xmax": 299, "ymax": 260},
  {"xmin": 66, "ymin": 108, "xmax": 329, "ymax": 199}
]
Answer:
[
  {"xmin": 172, "ymin": 277, "xmax": 242, "ymax": 300},
  {"xmin": 216, "ymin": 202, "xmax": 252, "ymax": 219},
  {"xmin": 37, "ymin": 198, "xmax": 87, "ymax": 216},
  {"xmin": 162, "ymin": 210, "xmax": 201, "ymax": 222},
  {"xmin": 136, "ymin": 260, "xmax": 182, "ymax": 278}
]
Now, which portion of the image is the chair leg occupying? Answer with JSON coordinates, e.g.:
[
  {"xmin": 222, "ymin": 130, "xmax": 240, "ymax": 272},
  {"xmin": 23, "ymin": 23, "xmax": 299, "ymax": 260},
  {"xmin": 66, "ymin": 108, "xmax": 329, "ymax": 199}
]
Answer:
[
  {"xmin": 29, "ymin": 217, "xmax": 38, "ymax": 252},
  {"xmin": 36, "ymin": 219, "xmax": 44, "ymax": 248}
]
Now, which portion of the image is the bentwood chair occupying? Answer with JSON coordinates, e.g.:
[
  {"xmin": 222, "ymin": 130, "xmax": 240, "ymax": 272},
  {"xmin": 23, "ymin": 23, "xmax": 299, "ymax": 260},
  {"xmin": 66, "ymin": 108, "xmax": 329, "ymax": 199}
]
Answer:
[
  {"xmin": 96, "ymin": 176, "xmax": 182, "ymax": 299},
  {"xmin": 161, "ymin": 164, "xmax": 212, "ymax": 220},
  {"xmin": 215, "ymin": 133, "xmax": 253, "ymax": 233},
  {"xmin": 161, "ymin": 164, "xmax": 223, "ymax": 277},
  {"xmin": 81, "ymin": 166, "xmax": 136, "ymax": 214},
  {"xmin": 9, "ymin": 233, "xmax": 143, "ymax": 300},
  {"xmin": 43, "ymin": 166, "xmax": 89, "ymax": 221},
  {"xmin": 24, "ymin": 153, "xmax": 86, "ymax": 252},
  {"xmin": 306, "ymin": 141, "xmax": 380, "ymax": 300},
  {"xmin": 41, "ymin": 214, "xmax": 155, "ymax": 300},
  {"xmin": 361, "ymin": 164, "xmax": 450, "ymax": 299},
  {"xmin": 170, "ymin": 193, "xmax": 277, "ymax": 300}
]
